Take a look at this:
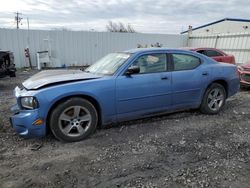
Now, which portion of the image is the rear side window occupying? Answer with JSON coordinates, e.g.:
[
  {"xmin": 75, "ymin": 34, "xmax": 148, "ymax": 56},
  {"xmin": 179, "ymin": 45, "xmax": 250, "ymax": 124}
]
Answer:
[
  {"xmin": 172, "ymin": 54, "xmax": 201, "ymax": 71},
  {"xmin": 205, "ymin": 50, "xmax": 223, "ymax": 57}
]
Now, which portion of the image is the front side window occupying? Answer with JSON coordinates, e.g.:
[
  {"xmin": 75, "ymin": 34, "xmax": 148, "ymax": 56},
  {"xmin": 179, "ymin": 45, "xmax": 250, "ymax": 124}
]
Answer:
[
  {"xmin": 130, "ymin": 53, "xmax": 167, "ymax": 74},
  {"xmin": 172, "ymin": 54, "xmax": 201, "ymax": 71},
  {"xmin": 85, "ymin": 53, "xmax": 131, "ymax": 75},
  {"xmin": 205, "ymin": 50, "xmax": 223, "ymax": 57}
]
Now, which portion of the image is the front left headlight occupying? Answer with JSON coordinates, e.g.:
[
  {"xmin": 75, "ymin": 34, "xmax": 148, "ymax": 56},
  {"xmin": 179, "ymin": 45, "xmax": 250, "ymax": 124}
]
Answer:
[{"xmin": 20, "ymin": 96, "xmax": 39, "ymax": 110}]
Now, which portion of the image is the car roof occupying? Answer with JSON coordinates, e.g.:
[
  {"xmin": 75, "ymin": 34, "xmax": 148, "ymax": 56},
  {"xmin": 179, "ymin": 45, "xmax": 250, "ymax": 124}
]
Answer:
[
  {"xmin": 184, "ymin": 47, "xmax": 227, "ymax": 55},
  {"xmin": 180, "ymin": 47, "xmax": 219, "ymax": 50},
  {"xmin": 124, "ymin": 48, "xmax": 192, "ymax": 54}
]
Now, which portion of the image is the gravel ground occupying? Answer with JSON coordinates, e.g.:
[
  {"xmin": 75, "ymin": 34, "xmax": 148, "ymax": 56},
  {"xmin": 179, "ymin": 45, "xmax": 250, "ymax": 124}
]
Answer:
[{"xmin": 0, "ymin": 70, "xmax": 250, "ymax": 188}]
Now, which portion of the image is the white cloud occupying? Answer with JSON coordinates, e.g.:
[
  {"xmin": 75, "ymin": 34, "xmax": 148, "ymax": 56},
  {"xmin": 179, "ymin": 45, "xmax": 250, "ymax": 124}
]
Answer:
[{"xmin": 0, "ymin": 0, "xmax": 250, "ymax": 33}]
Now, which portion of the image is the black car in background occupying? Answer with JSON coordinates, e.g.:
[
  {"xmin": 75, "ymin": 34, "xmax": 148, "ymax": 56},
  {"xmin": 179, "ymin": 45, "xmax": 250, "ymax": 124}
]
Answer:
[{"xmin": 0, "ymin": 51, "xmax": 16, "ymax": 78}]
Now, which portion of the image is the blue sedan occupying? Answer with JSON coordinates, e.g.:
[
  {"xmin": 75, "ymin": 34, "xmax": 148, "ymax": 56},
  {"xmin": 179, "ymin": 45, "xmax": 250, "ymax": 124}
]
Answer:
[{"xmin": 10, "ymin": 48, "xmax": 239, "ymax": 142}]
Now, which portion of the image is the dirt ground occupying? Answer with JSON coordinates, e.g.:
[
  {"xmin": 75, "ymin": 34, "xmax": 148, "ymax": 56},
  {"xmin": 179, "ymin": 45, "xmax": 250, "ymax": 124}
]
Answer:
[{"xmin": 0, "ymin": 70, "xmax": 250, "ymax": 188}]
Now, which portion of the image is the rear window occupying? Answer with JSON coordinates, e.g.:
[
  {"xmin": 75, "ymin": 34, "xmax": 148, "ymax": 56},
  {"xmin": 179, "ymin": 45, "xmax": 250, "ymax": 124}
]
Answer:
[{"xmin": 205, "ymin": 50, "xmax": 223, "ymax": 57}]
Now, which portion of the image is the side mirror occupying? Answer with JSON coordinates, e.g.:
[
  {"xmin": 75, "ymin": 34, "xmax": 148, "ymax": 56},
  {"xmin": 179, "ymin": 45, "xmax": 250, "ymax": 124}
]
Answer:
[{"xmin": 125, "ymin": 66, "xmax": 140, "ymax": 75}]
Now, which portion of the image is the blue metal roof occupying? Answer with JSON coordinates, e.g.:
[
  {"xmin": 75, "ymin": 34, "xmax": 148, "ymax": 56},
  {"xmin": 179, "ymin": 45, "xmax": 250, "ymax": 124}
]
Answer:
[{"xmin": 181, "ymin": 18, "xmax": 250, "ymax": 34}]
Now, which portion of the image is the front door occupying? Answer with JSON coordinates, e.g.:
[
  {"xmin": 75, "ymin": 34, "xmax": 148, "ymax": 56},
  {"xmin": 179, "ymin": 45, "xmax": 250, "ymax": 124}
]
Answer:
[{"xmin": 116, "ymin": 53, "xmax": 172, "ymax": 119}]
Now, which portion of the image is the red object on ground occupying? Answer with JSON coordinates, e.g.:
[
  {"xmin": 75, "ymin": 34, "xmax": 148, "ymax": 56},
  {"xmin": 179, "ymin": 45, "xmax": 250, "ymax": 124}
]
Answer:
[
  {"xmin": 238, "ymin": 62, "xmax": 250, "ymax": 87},
  {"xmin": 188, "ymin": 47, "xmax": 236, "ymax": 65}
]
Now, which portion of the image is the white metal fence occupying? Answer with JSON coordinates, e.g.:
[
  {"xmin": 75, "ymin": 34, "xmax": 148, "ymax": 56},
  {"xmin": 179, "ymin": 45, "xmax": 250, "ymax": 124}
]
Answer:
[
  {"xmin": 2, "ymin": 28, "xmax": 249, "ymax": 67},
  {"xmin": 0, "ymin": 28, "xmax": 187, "ymax": 68},
  {"xmin": 188, "ymin": 32, "xmax": 250, "ymax": 64}
]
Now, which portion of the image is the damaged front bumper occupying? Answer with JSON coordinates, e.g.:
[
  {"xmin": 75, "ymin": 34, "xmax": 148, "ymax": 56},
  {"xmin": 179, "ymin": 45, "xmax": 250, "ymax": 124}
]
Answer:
[
  {"xmin": 10, "ymin": 105, "xmax": 46, "ymax": 138},
  {"xmin": 238, "ymin": 70, "xmax": 250, "ymax": 87},
  {"xmin": 10, "ymin": 87, "xmax": 46, "ymax": 138}
]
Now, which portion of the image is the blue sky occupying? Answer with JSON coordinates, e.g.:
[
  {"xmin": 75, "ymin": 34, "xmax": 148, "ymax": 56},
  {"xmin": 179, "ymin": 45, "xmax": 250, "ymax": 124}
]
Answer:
[{"xmin": 0, "ymin": 0, "xmax": 250, "ymax": 33}]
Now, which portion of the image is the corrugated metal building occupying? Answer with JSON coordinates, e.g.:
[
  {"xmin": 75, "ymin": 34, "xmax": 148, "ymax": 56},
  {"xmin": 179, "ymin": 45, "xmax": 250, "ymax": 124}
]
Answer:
[
  {"xmin": 0, "ymin": 28, "xmax": 187, "ymax": 68},
  {"xmin": 181, "ymin": 18, "xmax": 250, "ymax": 35},
  {"xmin": 182, "ymin": 18, "xmax": 250, "ymax": 64}
]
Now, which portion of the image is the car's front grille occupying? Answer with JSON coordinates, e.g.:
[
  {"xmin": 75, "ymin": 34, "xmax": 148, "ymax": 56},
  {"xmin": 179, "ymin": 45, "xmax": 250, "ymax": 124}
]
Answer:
[
  {"xmin": 243, "ymin": 68, "xmax": 250, "ymax": 71},
  {"xmin": 241, "ymin": 73, "xmax": 250, "ymax": 82}
]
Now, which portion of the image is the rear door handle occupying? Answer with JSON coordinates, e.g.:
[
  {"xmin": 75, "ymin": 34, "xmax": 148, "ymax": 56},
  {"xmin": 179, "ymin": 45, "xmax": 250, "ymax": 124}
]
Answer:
[{"xmin": 161, "ymin": 76, "xmax": 168, "ymax": 80}]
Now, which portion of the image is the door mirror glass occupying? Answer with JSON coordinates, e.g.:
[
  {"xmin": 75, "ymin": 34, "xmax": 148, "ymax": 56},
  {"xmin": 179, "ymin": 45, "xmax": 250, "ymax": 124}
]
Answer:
[{"xmin": 125, "ymin": 66, "xmax": 140, "ymax": 75}]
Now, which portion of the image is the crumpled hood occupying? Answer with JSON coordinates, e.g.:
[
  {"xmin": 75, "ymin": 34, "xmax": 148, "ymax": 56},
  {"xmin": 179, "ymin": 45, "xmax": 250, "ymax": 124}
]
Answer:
[{"xmin": 22, "ymin": 69, "xmax": 101, "ymax": 90}]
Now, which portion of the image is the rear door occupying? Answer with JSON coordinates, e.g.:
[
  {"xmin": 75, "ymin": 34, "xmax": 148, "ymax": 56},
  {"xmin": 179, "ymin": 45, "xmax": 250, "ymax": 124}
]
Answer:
[{"xmin": 170, "ymin": 52, "xmax": 209, "ymax": 107}]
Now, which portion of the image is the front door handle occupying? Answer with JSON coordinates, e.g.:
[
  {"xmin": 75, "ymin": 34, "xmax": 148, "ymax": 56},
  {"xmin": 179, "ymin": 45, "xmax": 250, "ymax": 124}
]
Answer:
[{"xmin": 202, "ymin": 72, "xmax": 209, "ymax": 76}]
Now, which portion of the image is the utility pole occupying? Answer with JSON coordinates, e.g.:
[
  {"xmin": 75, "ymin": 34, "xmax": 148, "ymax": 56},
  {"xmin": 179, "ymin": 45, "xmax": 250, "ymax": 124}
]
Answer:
[
  {"xmin": 26, "ymin": 17, "xmax": 32, "ymax": 69},
  {"xmin": 27, "ymin": 17, "xmax": 30, "ymax": 45},
  {"xmin": 15, "ymin": 12, "xmax": 22, "ymax": 29}
]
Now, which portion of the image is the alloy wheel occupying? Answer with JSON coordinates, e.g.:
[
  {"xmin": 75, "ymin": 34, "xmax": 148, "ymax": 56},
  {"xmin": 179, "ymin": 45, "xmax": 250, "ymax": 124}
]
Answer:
[
  {"xmin": 58, "ymin": 106, "xmax": 92, "ymax": 137},
  {"xmin": 207, "ymin": 88, "xmax": 224, "ymax": 111}
]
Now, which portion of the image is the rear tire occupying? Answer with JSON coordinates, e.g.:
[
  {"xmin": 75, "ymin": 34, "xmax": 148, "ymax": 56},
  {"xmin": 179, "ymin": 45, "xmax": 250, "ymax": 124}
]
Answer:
[
  {"xmin": 50, "ymin": 97, "xmax": 98, "ymax": 142},
  {"xmin": 200, "ymin": 83, "xmax": 226, "ymax": 114}
]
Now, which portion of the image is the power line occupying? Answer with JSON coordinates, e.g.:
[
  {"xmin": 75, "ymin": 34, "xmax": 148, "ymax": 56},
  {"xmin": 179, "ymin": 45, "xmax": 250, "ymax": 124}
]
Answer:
[{"xmin": 14, "ymin": 12, "xmax": 22, "ymax": 29}]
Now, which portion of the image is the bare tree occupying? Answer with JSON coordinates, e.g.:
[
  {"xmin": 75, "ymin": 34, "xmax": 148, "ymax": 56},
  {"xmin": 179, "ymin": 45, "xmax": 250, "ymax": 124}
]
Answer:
[
  {"xmin": 106, "ymin": 21, "xmax": 136, "ymax": 33},
  {"xmin": 119, "ymin": 22, "xmax": 126, "ymax": 32},
  {"xmin": 127, "ymin": 24, "xmax": 136, "ymax": 33}
]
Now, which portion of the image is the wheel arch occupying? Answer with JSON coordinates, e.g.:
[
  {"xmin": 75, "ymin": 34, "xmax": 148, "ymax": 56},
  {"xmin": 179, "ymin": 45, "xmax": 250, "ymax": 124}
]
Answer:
[
  {"xmin": 46, "ymin": 94, "xmax": 102, "ymax": 133},
  {"xmin": 205, "ymin": 79, "xmax": 228, "ymax": 98}
]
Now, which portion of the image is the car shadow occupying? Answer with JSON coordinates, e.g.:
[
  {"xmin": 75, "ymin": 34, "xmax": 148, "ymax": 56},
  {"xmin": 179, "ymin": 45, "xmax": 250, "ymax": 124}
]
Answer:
[{"xmin": 103, "ymin": 109, "xmax": 201, "ymax": 130}]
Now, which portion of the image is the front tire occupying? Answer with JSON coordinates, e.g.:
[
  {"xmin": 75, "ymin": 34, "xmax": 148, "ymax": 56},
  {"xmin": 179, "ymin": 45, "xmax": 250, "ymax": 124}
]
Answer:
[
  {"xmin": 200, "ymin": 83, "xmax": 226, "ymax": 114},
  {"xmin": 50, "ymin": 97, "xmax": 98, "ymax": 142}
]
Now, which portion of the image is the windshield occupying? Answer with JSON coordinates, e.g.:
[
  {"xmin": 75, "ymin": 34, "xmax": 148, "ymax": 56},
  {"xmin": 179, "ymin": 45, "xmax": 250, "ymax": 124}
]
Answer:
[{"xmin": 85, "ymin": 53, "xmax": 131, "ymax": 75}]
